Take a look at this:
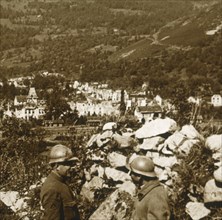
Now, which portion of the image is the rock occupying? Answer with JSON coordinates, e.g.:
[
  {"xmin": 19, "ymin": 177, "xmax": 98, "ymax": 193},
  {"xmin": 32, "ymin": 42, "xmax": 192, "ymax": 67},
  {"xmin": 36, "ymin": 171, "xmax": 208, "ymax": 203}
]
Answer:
[
  {"xmin": 213, "ymin": 167, "xmax": 222, "ymax": 183},
  {"xmin": 85, "ymin": 165, "xmax": 104, "ymax": 181},
  {"xmin": 177, "ymin": 139, "xmax": 200, "ymax": 156},
  {"xmin": 112, "ymin": 133, "xmax": 135, "ymax": 148},
  {"xmin": 158, "ymin": 170, "xmax": 169, "ymax": 182},
  {"xmin": 204, "ymin": 179, "xmax": 222, "ymax": 203},
  {"xmin": 139, "ymin": 136, "xmax": 165, "ymax": 150},
  {"xmin": 153, "ymin": 156, "xmax": 178, "ymax": 169},
  {"xmin": 180, "ymin": 125, "xmax": 204, "ymax": 141},
  {"xmin": 102, "ymin": 122, "xmax": 116, "ymax": 131},
  {"xmin": 80, "ymin": 176, "xmax": 104, "ymax": 202},
  {"xmin": 205, "ymin": 134, "xmax": 222, "ymax": 153},
  {"xmin": 0, "ymin": 191, "xmax": 28, "ymax": 216},
  {"xmin": 122, "ymin": 131, "xmax": 135, "ymax": 137},
  {"xmin": 86, "ymin": 134, "xmax": 98, "ymax": 148},
  {"xmin": 105, "ymin": 167, "xmax": 131, "ymax": 182},
  {"xmin": 135, "ymin": 117, "xmax": 177, "ymax": 139},
  {"xmin": 186, "ymin": 202, "xmax": 211, "ymax": 220},
  {"xmin": 159, "ymin": 143, "xmax": 174, "ymax": 156},
  {"xmin": 214, "ymin": 160, "xmax": 222, "ymax": 168},
  {"xmin": 146, "ymin": 151, "xmax": 159, "ymax": 159},
  {"xmin": 96, "ymin": 130, "xmax": 113, "ymax": 147},
  {"xmin": 212, "ymin": 152, "xmax": 222, "ymax": 161},
  {"xmin": 118, "ymin": 181, "xmax": 136, "ymax": 196},
  {"xmin": 107, "ymin": 152, "xmax": 127, "ymax": 168},
  {"xmin": 89, "ymin": 184, "xmax": 135, "ymax": 220},
  {"xmin": 164, "ymin": 131, "xmax": 187, "ymax": 151},
  {"xmin": 154, "ymin": 166, "xmax": 165, "ymax": 177},
  {"xmin": 164, "ymin": 178, "xmax": 173, "ymax": 187}
]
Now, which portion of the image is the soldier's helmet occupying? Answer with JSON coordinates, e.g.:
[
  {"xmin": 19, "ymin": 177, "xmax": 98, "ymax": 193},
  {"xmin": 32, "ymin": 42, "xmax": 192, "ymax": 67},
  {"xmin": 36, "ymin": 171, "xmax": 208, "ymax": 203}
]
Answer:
[
  {"xmin": 129, "ymin": 156, "xmax": 156, "ymax": 178},
  {"xmin": 49, "ymin": 144, "xmax": 78, "ymax": 164}
]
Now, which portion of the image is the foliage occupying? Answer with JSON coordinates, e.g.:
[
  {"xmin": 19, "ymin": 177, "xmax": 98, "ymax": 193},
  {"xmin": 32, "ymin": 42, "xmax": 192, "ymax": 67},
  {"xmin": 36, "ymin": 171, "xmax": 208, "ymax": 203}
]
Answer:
[
  {"xmin": 1, "ymin": 0, "xmax": 221, "ymax": 96},
  {"xmin": 166, "ymin": 82, "xmax": 193, "ymax": 127},
  {"xmin": 170, "ymin": 143, "xmax": 221, "ymax": 219}
]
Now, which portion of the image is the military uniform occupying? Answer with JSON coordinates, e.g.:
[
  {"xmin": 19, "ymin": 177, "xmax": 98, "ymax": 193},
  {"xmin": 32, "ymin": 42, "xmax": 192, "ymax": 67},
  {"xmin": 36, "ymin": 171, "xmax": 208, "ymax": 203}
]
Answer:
[
  {"xmin": 40, "ymin": 171, "xmax": 80, "ymax": 220},
  {"xmin": 132, "ymin": 179, "xmax": 170, "ymax": 220}
]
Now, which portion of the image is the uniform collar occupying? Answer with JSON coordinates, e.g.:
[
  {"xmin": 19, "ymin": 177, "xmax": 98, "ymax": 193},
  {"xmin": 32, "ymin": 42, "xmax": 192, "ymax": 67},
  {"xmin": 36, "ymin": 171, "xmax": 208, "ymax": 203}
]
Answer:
[
  {"xmin": 51, "ymin": 171, "xmax": 66, "ymax": 183},
  {"xmin": 138, "ymin": 179, "xmax": 160, "ymax": 201}
]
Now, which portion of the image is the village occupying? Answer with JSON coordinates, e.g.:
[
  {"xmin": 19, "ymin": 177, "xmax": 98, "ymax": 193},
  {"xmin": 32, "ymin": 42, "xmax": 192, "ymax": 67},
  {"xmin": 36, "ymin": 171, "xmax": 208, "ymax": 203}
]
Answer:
[
  {"xmin": 0, "ymin": 71, "xmax": 222, "ymax": 220},
  {"xmin": 2, "ymin": 71, "xmax": 222, "ymax": 125}
]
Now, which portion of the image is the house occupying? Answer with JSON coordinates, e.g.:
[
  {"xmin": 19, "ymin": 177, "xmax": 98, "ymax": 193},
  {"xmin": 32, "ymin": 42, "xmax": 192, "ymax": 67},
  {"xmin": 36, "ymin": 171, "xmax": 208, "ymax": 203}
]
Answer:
[
  {"xmin": 211, "ymin": 94, "xmax": 222, "ymax": 107},
  {"xmin": 68, "ymin": 100, "xmax": 120, "ymax": 116},
  {"xmin": 134, "ymin": 105, "xmax": 162, "ymax": 122},
  {"xmin": 5, "ymin": 87, "xmax": 45, "ymax": 120},
  {"xmin": 153, "ymin": 95, "xmax": 163, "ymax": 106},
  {"xmin": 13, "ymin": 106, "xmax": 45, "ymax": 120},
  {"xmin": 129, "ymin": 92, "xmax": 152, "ymax": 107}
]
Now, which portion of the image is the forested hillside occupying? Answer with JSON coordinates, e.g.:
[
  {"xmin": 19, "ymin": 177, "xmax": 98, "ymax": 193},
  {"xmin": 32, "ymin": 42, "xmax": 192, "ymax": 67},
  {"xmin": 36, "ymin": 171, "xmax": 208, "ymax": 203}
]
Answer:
[{"xmin": 0, "ymin": 0, "xmax": 222, "ymax": 96}]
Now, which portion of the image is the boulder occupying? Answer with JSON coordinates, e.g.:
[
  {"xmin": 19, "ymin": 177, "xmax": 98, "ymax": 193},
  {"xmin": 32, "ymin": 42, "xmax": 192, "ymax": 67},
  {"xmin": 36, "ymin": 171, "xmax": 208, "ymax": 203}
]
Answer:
[
  {"xmin": 154, "ymin": 166, "xmax": 165, "ymax": 177},
  {"xmin": 105, "ymin": 167, "xmax": 131, "ymax": 182},
  {"xmin": 158, "ymin": 170, "xmax": 169, "ymax": 182},
  {"xmin": 186, "ymin": 202, "xmax": 211, "ymax": 220},
  {"xmin": 204, "ymin": 179, "xmax": 222, "ymax": 203},
  {"xmin": 135, "ymin": 117, "xmax": 177, "ymax": 139},
  {"xmin": 212, "ymin": 152, "xmax": 222, "ymax": 161},
  {"xmin": 146, "ymin": 151, "xmax": 160, "ymax": 159},
  {"xmin": 80, "ymin": 176, "xmax": 105, "ymax": 202},
  {"xmin": 159, "ymin": 143, "xmax": 174, "ymax": 156},
  {"xmin": 89, "ymin": 182, "xmax": 135, "ymax": 220},
  {"xmin": 0, "ymin": 191, "xmax": 28, "ymax": 216},
  {"xmin": 107, "ymin": 152, "xmax": 127, "ymax": 168},
  {"xmin": 213, "ymin": 167, "xmax": 222, "ymax": 183},
  {"xmin": 139, "ymin": 136, "xmax": 165, "ymax": 150},
  {"xmin": 177, "ymin": 139, "xmax": 200, "ymax": 156},
  {"xmin": 112, "ymin": 133, "xmax": 136, "ymax": 148},
  {"xmin": 86, "ymin": 165, "xmax": 105, "ymax": 179},
  {"xmin": 205, "ymin": 134, "xmax": 222, "ymax": 153},
  {"xmin": 96, "ymin": 130, "xmax": 113, "ymax": 147},
  {"xmin": 153, "ymin": 156, "xmax": 178, "ymax": 169},
  {"xmin": 86, "ymin": 134, "xmax": 98, "ymax": 148},
  {"xmin": 164, "ymin": 131, "xmax": 187, "ymax": 151},
  {"xmin": 180, "ymin": 125, "xmax": 204, "ymax": 141},
  {"xmin": 102, "ymin": 122, "xmax": 116, "ymax": 131}
]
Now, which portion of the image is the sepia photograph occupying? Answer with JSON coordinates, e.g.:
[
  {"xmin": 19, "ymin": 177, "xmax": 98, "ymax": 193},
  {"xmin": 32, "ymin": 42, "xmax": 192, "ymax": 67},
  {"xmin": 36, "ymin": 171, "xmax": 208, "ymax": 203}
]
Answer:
[{"xmin": 0, "ymin": 0, "xmax": 222, "ymax": 219}]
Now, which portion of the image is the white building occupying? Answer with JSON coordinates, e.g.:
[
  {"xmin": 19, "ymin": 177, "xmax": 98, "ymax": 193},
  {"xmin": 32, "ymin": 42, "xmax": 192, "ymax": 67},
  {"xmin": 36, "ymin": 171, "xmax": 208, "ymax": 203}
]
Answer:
[
  {"xmin": 134, "ymin": 105, "xmax": 162, "ymax": 122},
  {"xmin": 69, "ymin": 100, "xmax": 120, "ymax": 116},
  {"xmin": 14, "ymin": 106, "xmax": 45, "ymax": 120},
  {"xmin": 211, "ymin": 94, "xmax": 222, "ymax": 107},
  {"xmin": 154, "ymin": 95, "xmax": 163, "ymax": 106},
  {"xmin": 4, "ymin": 87, "xmax": 45, "ymax": 120}
]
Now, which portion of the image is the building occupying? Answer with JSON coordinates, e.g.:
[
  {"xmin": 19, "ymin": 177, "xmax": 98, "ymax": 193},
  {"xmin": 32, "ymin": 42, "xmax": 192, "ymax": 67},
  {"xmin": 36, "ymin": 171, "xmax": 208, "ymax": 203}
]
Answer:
[
  {"xmin": 211, "ymin": 94, "xmax": 222, "ymax": 107},
  {"xmin": 68, "ymin": 100, "xmax": 120, "ymax": 116},
  {"xmin": 4, "ymin": 87, "xmax": 45, "ymax": 120},
  {"xmin": 134, "ymin": 105, "xmax": 162, "ymax": 122}
]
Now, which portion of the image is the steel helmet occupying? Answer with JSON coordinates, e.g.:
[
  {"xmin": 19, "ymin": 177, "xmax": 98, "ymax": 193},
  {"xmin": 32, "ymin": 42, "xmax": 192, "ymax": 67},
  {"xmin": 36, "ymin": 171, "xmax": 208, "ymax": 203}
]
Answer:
[
  {"xmin": 129, "ymin": 156, "xmax": 156, "ymax": 178},
  {"xmin": 49, "ymin": 144, "xmax": 78, "ymax": 164}
]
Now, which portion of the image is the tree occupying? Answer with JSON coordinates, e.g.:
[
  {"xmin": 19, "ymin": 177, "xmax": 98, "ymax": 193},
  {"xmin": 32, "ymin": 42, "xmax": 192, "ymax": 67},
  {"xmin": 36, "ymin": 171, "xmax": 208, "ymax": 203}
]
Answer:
[
  {"xmin": 168, "ymin": 82, "xmax": 192, "ymax": 127},
  {"xmin": 45, "ymin": 89, "xmax": 71, "ymax": 120},
  {"xmin": 119, "ymin": 89, "xmax": 126, "ymax": 116}
]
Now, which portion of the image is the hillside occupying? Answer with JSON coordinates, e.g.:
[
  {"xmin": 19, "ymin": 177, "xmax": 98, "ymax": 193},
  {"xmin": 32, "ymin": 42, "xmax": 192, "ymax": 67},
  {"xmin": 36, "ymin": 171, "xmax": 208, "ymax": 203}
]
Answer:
[
  {"xmin": 108, "ymin": 1, "xmax": 222, "ymax": 62},
  {"xmin": 0, "ymin": 0, "xmax": 222, "ymax": 94}
]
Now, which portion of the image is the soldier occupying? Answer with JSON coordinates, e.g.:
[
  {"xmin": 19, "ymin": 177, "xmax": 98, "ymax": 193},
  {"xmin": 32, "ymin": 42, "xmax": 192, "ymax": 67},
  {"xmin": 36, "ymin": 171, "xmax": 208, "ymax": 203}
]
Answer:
[
  {"xmin": 40, "ymin": 144, "xmax": 81, "ymax": 220},
  {"xmin": 127, "ymin": 156, "xmax": 170, "ymax": 220}
]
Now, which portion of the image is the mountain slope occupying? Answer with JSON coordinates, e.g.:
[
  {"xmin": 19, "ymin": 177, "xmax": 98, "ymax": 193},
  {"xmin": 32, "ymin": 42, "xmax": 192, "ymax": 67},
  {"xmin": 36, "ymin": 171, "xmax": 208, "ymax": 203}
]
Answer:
[{"xmin": 108, "ymin": 1, "xmax": 222, "ymax": 63}]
